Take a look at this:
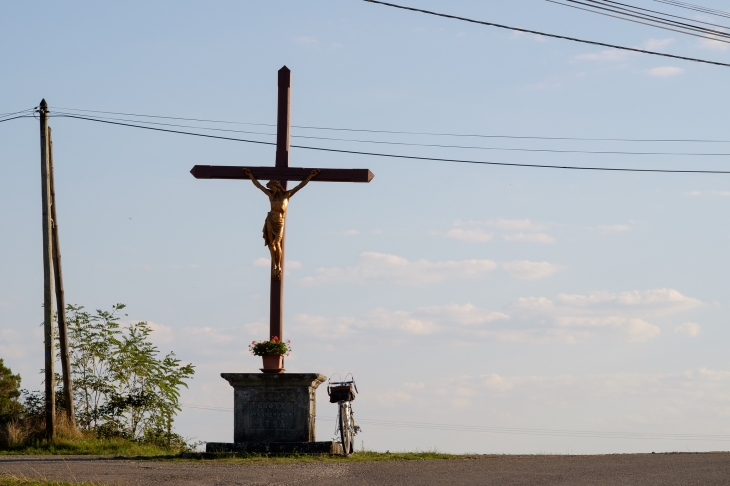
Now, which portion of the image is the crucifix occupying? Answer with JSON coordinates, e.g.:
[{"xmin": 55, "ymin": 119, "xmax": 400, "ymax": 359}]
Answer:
[{"xmin": 191, "ymin": 66, "xmax": 374, "ymax": 343}]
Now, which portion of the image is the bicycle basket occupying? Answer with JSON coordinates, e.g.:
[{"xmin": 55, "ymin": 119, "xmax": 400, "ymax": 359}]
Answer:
[{"xmin": 328, "ymin": 385, "xmax": 356, "ymax": 403}]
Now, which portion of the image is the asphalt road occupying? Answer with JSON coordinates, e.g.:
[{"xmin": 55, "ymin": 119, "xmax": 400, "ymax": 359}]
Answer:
[{"xmin": 1, "ymin": 453, "xmax": 730, "ymax": 485}]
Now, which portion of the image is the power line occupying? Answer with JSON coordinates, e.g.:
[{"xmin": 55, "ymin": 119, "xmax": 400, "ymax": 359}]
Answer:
[
  {"xmin": 180, "ymin": 404, "xmax": 730, "ymax": 441},
  {"xmin": 363, "ymin": 0, "xmax": 730, "ymax": 67},
  {"xmin": 54, "ymin": 113, "xmax": 276, "ymax": 145},
  {"xmin": 50, "ymin": 110, "xmax": 278, "ymax": 137},
  {"xmin": 654, "ymin": 0, "xmax": 730, "ymax": 20},
  {"xmin": 548, "ymin": 0, "xmax": 730, "ymax": 43},
  {"xmin": 550, "ymin": 0, "xmax": 730, "ymax": 42},
  {"xmin": 599, "ymin": 0, "xmax": 730, "ymax": 30},
  {"xmin": 0, "ymin": 114, "xmax": 33, "ymax": 124},
  {"xmin": 350, "ymin": 418, "xmax": 730, "ymax": 441},
  {"xmin": 47, "ymin": 111, "xmax": 730, "ymax": 156},
  {"xmin": 49, "ymin": 106, "xmax": 730, "ymax": 143},
  {"xmin": 52, "ymin": 113, "xmax": 730, "ymax": 173},
  {"xmin": 52, "ymin": 106, "xmax": 278, "ymax": 128},
  {"xmin": 0, "ymin": 108, "xmax": 34, "ymax": 118}
]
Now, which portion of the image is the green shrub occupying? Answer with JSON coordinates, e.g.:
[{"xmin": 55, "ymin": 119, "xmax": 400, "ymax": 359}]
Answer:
[{"xmin": 0, "ymin": 359, "xmax": 23, "ymax": 425}]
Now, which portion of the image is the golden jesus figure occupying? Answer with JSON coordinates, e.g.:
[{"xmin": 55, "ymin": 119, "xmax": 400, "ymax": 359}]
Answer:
[{"xmin": 242, "ymin": 168, "xmax": 320, "ymax": 279}]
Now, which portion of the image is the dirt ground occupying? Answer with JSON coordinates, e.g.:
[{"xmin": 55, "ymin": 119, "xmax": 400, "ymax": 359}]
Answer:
[{"xmin": 1, "ymin": 453, "xmax": 730, "ymax": 486}]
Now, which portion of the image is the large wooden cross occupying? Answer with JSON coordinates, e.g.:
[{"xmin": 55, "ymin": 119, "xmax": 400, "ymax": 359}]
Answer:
[{"xmin": 191, "ymin": 66, "xmax": 373, "ymax": 342}]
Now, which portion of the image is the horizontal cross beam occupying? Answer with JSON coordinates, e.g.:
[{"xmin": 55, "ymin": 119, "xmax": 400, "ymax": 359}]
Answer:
[{"xmin": 190, "ymin": 165, "xmax": 374, "ymax": 183}]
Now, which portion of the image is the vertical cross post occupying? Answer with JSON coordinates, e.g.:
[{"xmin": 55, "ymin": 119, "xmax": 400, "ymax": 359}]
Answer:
[
  {"xmin": 270, "ymin": 66, "xmax": 291, "ymax": 341},
  {"xmin": 39, "ymin": 99, "xmax": 56, "ymax": 439}
]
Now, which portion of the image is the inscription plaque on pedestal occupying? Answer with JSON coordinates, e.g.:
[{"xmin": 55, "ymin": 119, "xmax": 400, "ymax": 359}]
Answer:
[{"xmin": 249, "ymin": 400, "xmax": 294, "ymax": 430}]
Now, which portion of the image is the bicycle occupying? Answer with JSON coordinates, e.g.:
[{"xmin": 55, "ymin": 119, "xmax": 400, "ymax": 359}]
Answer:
[{"xmin": 327, "ymin": 374, "xmax": 361, "ymax": 456}]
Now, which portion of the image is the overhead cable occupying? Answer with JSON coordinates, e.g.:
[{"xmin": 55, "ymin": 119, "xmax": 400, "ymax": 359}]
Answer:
[
  {"xmin": 51, "ymin": 113, "xmax": 730, "ymax": 173},
  {"xmin": 181, "ymin": 404, "xmax": 730, "ymax": 441},
  {"xmin": 50, "ymin": 106, "xmax": 730, "ymax": 143},
  {"xmin": 0, "ymin": 108, "xmax": 35, "ymax": 118},
  {"xmin": 0, "ymin": 115, "xmax": 33, "ymax": 124},
  {"xmin": 561, "ymin": 0, "xmax": 730, "ymax": 38},
  {"xmin": 548, "ymin": 0, "xmax": 730, "ymax": 43},
  {"xmin": 362, "ymin": 0, "xmax": 730, "ymax": 67},
  {"xmin": 596, "ymin": 0, "xmax": 730, "ymax": 29},
  {"xmin": 654, "ymin": 0, "xmax": 730, "ymax": 19},
  {"xmin": 46, "ymin": 110, "xmax": 730, "ymax": 156}
]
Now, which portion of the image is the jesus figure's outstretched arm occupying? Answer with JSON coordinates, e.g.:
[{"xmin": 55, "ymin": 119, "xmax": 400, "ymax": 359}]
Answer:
[
  {"xmin": 287, "ymin": 169, "xmax": 320, "ymax": 197},
  {"xmin": 242, "ymin": 168, "xmax": 271, "ymax": 197}
]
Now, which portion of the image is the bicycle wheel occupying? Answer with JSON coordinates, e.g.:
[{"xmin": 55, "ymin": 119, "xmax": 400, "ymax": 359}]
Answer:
[
  {"xmin": 348, "ymin": 413, "xmax": 356, "ymax": 454},
  {"xmin": 339, "ymin": 402, "xmax": 351, "ymax": 457}
]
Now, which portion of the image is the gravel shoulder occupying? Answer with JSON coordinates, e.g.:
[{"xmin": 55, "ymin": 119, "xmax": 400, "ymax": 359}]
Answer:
[{"xmin": 1, "ymin": 452, "xmax": 730, "ymax": 486}]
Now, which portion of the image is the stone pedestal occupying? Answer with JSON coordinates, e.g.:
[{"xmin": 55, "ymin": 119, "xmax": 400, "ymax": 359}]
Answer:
[{"xmin": 206, "ymin": 373, "xmax": 338, "ymax": 454}]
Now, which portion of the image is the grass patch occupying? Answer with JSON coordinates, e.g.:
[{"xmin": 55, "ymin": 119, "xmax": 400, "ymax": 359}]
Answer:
[
  {"xmin": 173, "ymin": 450, "xmax": 480, "ymax": 464},
  {"xmin": 0, "ymin": 436, "xmax": 179, "ymax": 457}
]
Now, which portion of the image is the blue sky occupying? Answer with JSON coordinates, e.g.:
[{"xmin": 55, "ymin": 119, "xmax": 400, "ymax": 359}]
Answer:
[{"xmin": 2, "ymin": 0, "xmax": 730, "ymax": 453}]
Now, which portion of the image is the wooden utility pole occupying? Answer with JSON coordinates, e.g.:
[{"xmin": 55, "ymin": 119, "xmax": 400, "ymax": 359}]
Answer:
[
  {"xmin": 39, "ymin": 99, "xmax": 55, "ymax": 439},
  {"xmin": 48, "ymin": 126, "xmax": 75, "ymax": 428}
]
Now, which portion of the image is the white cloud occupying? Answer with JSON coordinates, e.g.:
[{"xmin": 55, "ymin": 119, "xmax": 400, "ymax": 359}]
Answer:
[
  {"xmin": 647, "ymin": 66, "xmax": 684, "ymax": 77},
  {"xmin": 640, "ymin": 38, "xmax": 674, "ymax": 50},
  {"xmin": 146, "ymin": 321, "xmax": 174, "ymax": 344},
  {"xmin": 413, "ymin": 303, "xmax": 509, "ymax": 326},
  {"xmin": 480, "ymin": 219, "xmax": 548, "ymax": 232},
  {"xmin": 698, "ymin": 38, "xmax": 730, "ymax": 52},
  {"xmin": 574, "ymin": 39, "xmax": 673, "ymax": 63},
  {"xmin": 557, "ymin": 317, "xmax": 660, "ymax": 342},
  {"xmin": 675, "ymin": 322, "xmax": 701, "ymax": 337},
  {"xmin": 0, "ymin": 329, "xmax": 31, "ymax": 359},
  {"xmin": 507, "ymin": 289, "xmax": 703, "ymax": 343},
  {"xmin": 337, "ymin": 229, "xmax": 360, "ymax": 236},
  {"xmin": 503, "ymin": 233, "xmax": 556, "ymax": 244},
  {"xmin": 439, "ymin": 219, "xmax": 553, "ymax": 244},
  {"xmin": 591, "ymin": 224, "xmax": 631, "ymax": 234},
  {"xmin": 554, "ymin": 288, "xmax": 703, "ymax": 314},
  {"xmin": 449, "ymin": 219, "xmax": 547, "ymax": 232},
  {"xmin": 254, "ymin": 258, "xmax": 301, "ymax": 270},
  {"xmin": 440, "ymin": 228, "xmax": 494, "ymax": 243},
  {"xmin": 294, "ymin": 303, "xmax": 510, "ymax": 339},
  {"xmin": 253, "ymin": 257, "xmax": 269, "ymax": 267},
  {"xmin": 373, "ymin": 366, "xmax": 730, "ymax": 430},
  {"xmin": 684, "ymin": 191, "xmax": 702, "ymax": 196},
  {"xmin": 712, "ymin": 191, "xmax": 730, "ymax": 196},
  {"xmin": 163, "ymin": 287, "xmax": 702, "ymax": 353},
  {"xmin": 575, "ymin": 49, "xmax": 631, "ymax": 62},
  {"xmin": 501, "ymin": 261, "xmax": 563, "ymax": 280},
  {"xmin": 447, "ymin": 367, "xmax": 730, "ymax": 410},
  {"xmin": 301, "ymin": 252, "xmax": 498, "ymax": 286},
  {"xmin": 510, "ymin": 32, "xmax": 549, "ymax": 44}
]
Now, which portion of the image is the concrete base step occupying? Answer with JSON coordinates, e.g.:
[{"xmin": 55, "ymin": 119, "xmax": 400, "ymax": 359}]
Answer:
[{"xmin": 203, "ymin": 441, "xmax": 343, "ymax": 455}]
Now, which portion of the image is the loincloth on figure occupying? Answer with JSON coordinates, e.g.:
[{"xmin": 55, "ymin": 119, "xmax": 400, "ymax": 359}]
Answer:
[{"xmin": 263, "ymin": 212, "xmax": 285, "ymax": 247}]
